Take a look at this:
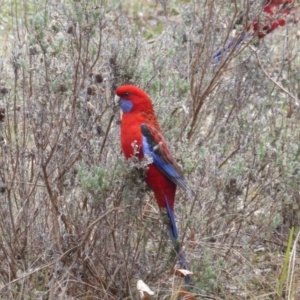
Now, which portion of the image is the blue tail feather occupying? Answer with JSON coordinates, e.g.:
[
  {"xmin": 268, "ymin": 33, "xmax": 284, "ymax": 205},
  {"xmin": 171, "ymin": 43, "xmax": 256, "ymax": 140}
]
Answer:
[
  {"xmin": 165, "ymin": 196, "xmax": 178, "ymax": 241},
  {"xmin": 211, "ymin": 33, "xmax": 251, "ymax": 65},
  {"xmin": 192, "ymin": 32, "xmax": 251, "ymax": 76},
  {"xmin": 165, "ymin": 195, "xmax": 191, "ymax": 285}
]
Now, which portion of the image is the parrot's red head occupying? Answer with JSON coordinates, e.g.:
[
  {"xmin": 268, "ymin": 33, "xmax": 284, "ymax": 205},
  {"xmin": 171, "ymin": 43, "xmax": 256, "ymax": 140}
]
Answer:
[{"xmin": 116, "ymin": 85, "xmax": 154, "ymax": 114}]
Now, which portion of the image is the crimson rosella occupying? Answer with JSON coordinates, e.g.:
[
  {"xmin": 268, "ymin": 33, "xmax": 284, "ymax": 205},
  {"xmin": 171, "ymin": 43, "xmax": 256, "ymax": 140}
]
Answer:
[
  {"xmin": 212, "ymin": 0, "xmax": 295, "ymax": 64},
  {"xmin": 116, "ymin": 85, "xmax": 193, "ymax": 284}
]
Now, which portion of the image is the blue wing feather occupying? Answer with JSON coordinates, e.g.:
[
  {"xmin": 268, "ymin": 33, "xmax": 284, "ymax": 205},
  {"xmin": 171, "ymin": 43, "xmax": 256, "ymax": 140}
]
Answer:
[{"xmin": 141, "ymin": 124, "xmax": 189, "ymax": 193}]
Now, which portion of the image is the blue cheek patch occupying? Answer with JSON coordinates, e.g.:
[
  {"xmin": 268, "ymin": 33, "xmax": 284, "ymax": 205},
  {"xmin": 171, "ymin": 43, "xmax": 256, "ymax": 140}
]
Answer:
[{"xmin": 120, "ymin": 100, "xmax": 133, "ymax": 113}]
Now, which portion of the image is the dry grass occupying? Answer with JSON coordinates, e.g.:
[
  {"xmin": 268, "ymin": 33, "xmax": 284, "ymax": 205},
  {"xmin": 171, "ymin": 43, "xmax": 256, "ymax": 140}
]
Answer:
[{"xmin": 0, "ymin": 0, "xmax": 299, "ymax": 299}]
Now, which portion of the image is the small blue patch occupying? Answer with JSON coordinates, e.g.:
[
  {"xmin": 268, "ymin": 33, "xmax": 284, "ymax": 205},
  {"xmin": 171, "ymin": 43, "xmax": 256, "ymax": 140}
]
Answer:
[
  {"xmin": 142, "ymin": 135, "xmax": 151, "ymax": 155},
  {"xmin": 120, "ymin": 99, "xmax": 133, "ymax": 113}
]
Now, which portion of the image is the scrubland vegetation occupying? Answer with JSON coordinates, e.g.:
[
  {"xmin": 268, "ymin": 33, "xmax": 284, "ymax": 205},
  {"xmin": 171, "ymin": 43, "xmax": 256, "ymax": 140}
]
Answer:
[{"xmin": 0, "ymin": 0, "xmax": 299, "ymax": 299}]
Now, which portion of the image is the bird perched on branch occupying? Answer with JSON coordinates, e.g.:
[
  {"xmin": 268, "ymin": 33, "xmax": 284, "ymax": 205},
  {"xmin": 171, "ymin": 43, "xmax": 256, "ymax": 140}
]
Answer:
[
  {"xmin": 212, "ymin": 0, "xmax": 295, "ymax": 64},
  {"xmin": 116, "ymin": 85, "xmax": 193, "ymax": 285}
]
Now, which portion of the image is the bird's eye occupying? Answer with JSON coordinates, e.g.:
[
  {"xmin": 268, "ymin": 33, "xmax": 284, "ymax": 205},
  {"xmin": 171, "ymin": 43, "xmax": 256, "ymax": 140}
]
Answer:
[{"xmin": 124, "ymin": 92, "xmax": 130, "ymax": 97}]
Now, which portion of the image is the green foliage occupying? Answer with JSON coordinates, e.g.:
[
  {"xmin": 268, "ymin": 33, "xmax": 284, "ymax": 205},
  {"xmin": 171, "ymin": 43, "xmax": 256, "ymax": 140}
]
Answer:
[
  {"xmin": 78, "ymin": 165, "xmax": 108, "ymax": 194},
  {"xmin": 278, "ymin": 227, "xmax": 294, "ymax": 296},
  {"xmin": 30, "ymin": 10, "xmax": 49, "ymax": 40},
  {"xmin": 194, "ymin": 247, "xmax": 224, "ymax": 293}
]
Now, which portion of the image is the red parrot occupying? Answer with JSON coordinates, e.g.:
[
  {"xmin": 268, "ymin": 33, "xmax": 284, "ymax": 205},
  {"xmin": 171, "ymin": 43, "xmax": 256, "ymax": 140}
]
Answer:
[
  {"xmin": 116, "ymin": 85, "xmax": 193, "ymax": 284},
  {"xmin": 212, "ymin": 0, "xmax": 294, "ymax": 64},
  {"xmin": 250, "ymin": 0, "xmax": 294, "ymax": 39}
]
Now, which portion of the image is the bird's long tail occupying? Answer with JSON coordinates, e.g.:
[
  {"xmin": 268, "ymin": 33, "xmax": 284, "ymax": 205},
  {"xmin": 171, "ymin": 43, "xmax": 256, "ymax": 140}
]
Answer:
[
  {"xmin": 211, "ymin": 32, "xmax": 251, "ymax": 65},
  {"xmin": 165, "ymin": 196, "xmax": 191, "ymax": 285}
]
